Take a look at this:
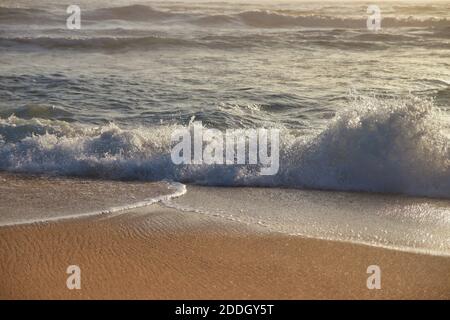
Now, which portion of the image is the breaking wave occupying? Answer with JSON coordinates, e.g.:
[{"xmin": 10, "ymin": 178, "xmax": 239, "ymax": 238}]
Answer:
[
  {"xmin": 1, "ymin": 4, "xmax": 448, "ymax": 29},
  {"xmin": 0, "ymin": 96, "xmax": 448, "ymax": 199},
  {"xmin": 225, "ymin": 11, "xmax": 449, "ymax": 29}
]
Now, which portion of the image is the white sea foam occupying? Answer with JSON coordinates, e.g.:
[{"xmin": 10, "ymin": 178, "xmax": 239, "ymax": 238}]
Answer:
[{"xmin": 0, "ymin": 96, "xmax": 448, "ymax": 198}]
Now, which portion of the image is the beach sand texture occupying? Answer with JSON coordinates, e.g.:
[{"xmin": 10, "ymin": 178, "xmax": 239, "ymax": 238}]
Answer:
[{"xmin": 0, "ymin": 173, "xmax": 449, "ymax": 299}]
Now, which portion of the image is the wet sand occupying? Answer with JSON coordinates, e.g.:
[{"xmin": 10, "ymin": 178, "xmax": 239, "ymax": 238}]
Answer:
[
  {"xmin": 0, "ymin": 172, "xmax": 180, "ymax": 225},
  {"xmin": 1, "ymin": 203, "xmax": 450, "ymax": 300}
]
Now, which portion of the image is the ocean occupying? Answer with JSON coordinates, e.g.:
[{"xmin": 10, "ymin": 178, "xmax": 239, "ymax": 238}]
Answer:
[{"xmin": 0, "ymin": 0, "xmax": 449, "ymax": 254}]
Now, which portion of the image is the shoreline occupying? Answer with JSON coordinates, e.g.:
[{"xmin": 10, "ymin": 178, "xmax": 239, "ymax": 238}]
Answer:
[
  {"xmin": 1, "ymin": 203, "xmax": 450, "ymax": 300},
  {"xmin": 0, "ymin": 172, "xmax": 186, "ymax": 226},
  {"xmin": 2, "ymin": 171, "xmax": 449, "ymax": 257}
]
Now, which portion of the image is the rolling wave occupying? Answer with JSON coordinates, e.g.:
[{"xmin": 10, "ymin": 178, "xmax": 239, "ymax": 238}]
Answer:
[
  {"xmin": 229, "ymin": 11, "xmax": 449, "ymax": 29},
  {"xmin": 0, "ymin": 36, "xmax": 197, "ymax": 50},
  {"xmin": 0, "ymin": 6, "xmax": 52, "ymax": 23},
  {"xmin": 1, "ymin": 4, "xmax": 448, "ymax": 29},
  {"xmin": 0, "ymin": 31, "xmax": 443, "ymax": 51},
  {"xmin": 85, "ymin": 4, "xmax": 177, "ymax": 21},
  {"xmin": 0, "ymin": 104, "xmax": 74, "ymax": 121},
  {"xmin": 0, "ymin": 96, "xmax": 448, "ymax": 199}
]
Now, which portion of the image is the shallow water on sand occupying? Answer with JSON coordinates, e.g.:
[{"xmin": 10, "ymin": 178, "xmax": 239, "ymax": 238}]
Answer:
[
  {"xmin": 165, "ymin": 185, "xmax": 450, "ymax": 256},
  {"xmin": 1, "ymin": 172, "xmax": 449, "ymax": 256},
  {"xmin": 0, "ymin": 172, "xmax": 185, "ymax": 225}
]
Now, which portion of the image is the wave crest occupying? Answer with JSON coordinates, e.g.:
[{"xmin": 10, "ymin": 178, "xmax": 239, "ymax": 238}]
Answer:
[
  {"xmin": 1, "ymin": 5, "xmax": 448, "ymax": 29},
  {"xmin": 0, "ymin": 36, "xmax": 196, "ymax": 50},
  {"xmin": 83, "ymin": 5, "xmax": 450, "ymax": 29},
  {"xmin": 235, "ymin": 11, "xmax": 449, "ymax": 28},
  {"xmin": 86, "ymin": 4, "xmax": 176, "ymax": 21},
  {"xmin": 0, "ymin": 96, "xmax": 448, "ymax": 198},
  {"xmin": 278, "ymin": 96, "xmax": 449, "ymax": 197}
]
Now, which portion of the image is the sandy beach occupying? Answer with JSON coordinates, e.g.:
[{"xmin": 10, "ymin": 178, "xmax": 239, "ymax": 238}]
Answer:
[
  {"xmin": 1, "ymin": 201, "xmax": 449, "ymax": 300},
  {"xmin": 1, "ymin": 0, "xmax": 449, "ymax": 302}
]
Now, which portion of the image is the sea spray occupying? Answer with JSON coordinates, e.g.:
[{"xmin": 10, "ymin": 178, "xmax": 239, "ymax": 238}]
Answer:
[{"xmin": 0, "ymin": 96, "xmax": 448, "ymax": 198}]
